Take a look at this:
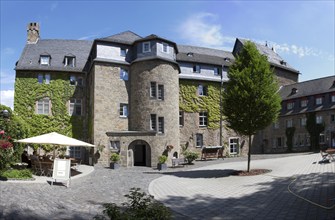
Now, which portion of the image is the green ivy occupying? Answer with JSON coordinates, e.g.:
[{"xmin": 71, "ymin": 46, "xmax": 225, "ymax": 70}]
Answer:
[
  {"xmin": 305, "ymin": 112, "xmax": 325, "ymax": 150},
  {"xmin": 14, "ymin": 72, "xmax": 85, "ymax": 139},
  {"xmin": 179, "ymin": 80, "xmax": 221, "ymax": 129},
  {"xmin": 285, "ymin": 127, "xmax": 295, "ymax": 152}
]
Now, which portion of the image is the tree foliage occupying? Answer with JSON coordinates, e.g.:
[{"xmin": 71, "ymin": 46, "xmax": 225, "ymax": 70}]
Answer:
[{"xmin": 222, "ymin": 41, "xmax": 281, "ymax": 171}]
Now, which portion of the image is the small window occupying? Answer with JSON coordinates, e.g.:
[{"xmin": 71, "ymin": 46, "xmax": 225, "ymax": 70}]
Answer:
[
  {"xmin": 196, "ymin": 133, "xmax": 203, "ymax": 148},
  {"xmin": 38, "ymin": 74, "xmax": 51, "ymax": 84},
  {"xmin": 315, "ymin": 97, "xmax": 323, "ymax": 105},
  {"xmin": 319, "ymin": 133, "xmax": 325, "ymax": 144},
  {"xmin": 179, "ymin": 111, "xmax": 184, "ymax": 126},
  {"xmin": 316, "ymin": 116, "xmax": 323, "ymax": 124},
  {"xmin": 287, "ymin": 102, "xmax": 294, "ymax": 110},
  {"xmin": 65, "ymin": 56, "xmax": 75, "ymax": 67},
  {"xmin": 229, "ymin": 138, "xmax": 239, "ymax": 154},
  {"xmin": 300, "ymin": 117, "xmax": 307, "ymax": 127},
  {"xmin": 119, "ymin": 103, "xmax": 128, "ymax": 117},
  {"xmin": 70, "ymin": 75, "xmax": 83, "ymax": 86},
  {"xmin": 193, "ymin": 65, "xmax": 200, "ymax": 73},
  {"xmin": 331, "ymin": 114, "xmax": 335, "ymax": 123},
  {"xmin": 150, "ymin": 114, "xmax": 157, "ymax": 131},
  {"xmin": 276, "ymin": 137, "xmax": 283, "ymax": 147},
  {"xmin": 199, "ymin": 112, "xmax": 208, "ymax": 127},
  {"xmin": 198, "ymin": 84, "xmax": 208, "ymax": 96},
  {"xmin": 331, "ymin": 95, "xmax": 335, "ymax": 103},
  {"xmin": 150, "ymin": 82, "xmax": 157, "ymax": 98},
  {"xmin": 120, "ymin": 48, "xmax": 127, "ymax": 57},
  {"xmin": 120, "ymin": 68, "xmax": 129, "ymax": 81},
  {"xmin": 69, "ymin": 146, "xmax": 81, "ymax": 158},
  {"xmin": 286, "ymin": 119, "xmax": 293, "ymax": 128},
  {"xmin": 158, "ymin": 85, "xmax": 164, "ymax": 100},
  {"xmin": 69, "ymin": 99, "xmax": 82, "ymax": 116},
  {"xmin": 37, "ymin": 98, "xmax": 50, "ymax": 115},
  {"xmin": 110, "ymin": 141, "xmax": 120, "ymax": 151},
  {"xmin": 214, "ymin": 67, "xmax": 219, "ymax": 76},
  {"xmin": 162, "ymin": 43, "xmax": 169, "ymax": 53},
  {"xmin": 143, "ymin": 42, "xmax": 151, "ymax": 53},
  {"xmin": 158, "ymin": 117, "xmax": 164, "ymax": 134},
  {"xmin": 38, "ymin": 74, "xmax": 44, "ymax": 84},
  {"xmin": 40, "ymin": 55, "xmax": 50, "ymax": 65},
  {"xmin": 45, "ymin": 74, "xmax": 50, "ymax": 84},
  {"xmin": 300, "ymin": 99, "xmax": 308, "ymax": 108}
]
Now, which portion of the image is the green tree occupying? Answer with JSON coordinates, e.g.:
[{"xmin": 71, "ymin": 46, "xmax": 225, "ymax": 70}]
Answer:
[{"xmin": 222, "ymin": 41, "xmax": 281, "ymax": 172}]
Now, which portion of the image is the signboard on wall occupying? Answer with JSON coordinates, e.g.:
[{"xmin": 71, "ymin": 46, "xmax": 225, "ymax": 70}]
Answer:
[{"xmin": 52, "ymin": 159, "xmax": 71, "ymax": 187}]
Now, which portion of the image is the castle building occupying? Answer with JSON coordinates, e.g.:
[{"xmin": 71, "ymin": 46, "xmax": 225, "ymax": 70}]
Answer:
[{"xmin": 15, "ymin": 23, "xmax": 300, "ymax": 166}]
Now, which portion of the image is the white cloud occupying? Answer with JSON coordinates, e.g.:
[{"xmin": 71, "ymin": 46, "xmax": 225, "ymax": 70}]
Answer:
[
  {"xmin": 0, "ymin": 70, "xmax": 15, "ymax": 86},
  {"xmin": 0, "ymin": 90, "xmax": 14, "ymax": 110},
  {"xmin": 1, "ymin": 47, "xmax": 15, "ymax": 55},
  {"xmin": 178, "ymin": 13, "xmax": 230, "ymax": 49}
]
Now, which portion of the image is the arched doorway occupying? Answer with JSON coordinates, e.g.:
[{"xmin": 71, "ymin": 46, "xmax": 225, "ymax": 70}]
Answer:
[{"xmin": 128, "ymin": 140, "xmax": 151, "ymax": 167}]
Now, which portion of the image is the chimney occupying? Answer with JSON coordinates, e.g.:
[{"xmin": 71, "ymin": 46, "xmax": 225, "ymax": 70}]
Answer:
[{"xmin": 27, "ymin": 22, "xmax": 40, "ymax": 44}]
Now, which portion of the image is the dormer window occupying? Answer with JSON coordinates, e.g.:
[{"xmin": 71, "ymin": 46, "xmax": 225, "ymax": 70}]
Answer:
[
  {"xmin": 143, "ymin": 42, "xmax": 151, "ymax": 53},
  {"xmin": 40, "ymin": 55, "xmax": 50, "ymax": 65},
  {"xmin": 64, "ymin": 56, "xmax": 75, "ymax": 67},
  {"xmin": 187, "ymin": 53, "xmax": 193, "ymax": 57},
  {"xmin": 214, "ymin": 67, "xmax": 219, "ymax": 76},
  {"xmin": 193, "ymin": 65, "xmax": 201, "ymax": 73},
  {"xmin": 290, "ymin": 88, "xmax": 298, "ymax": 95},
  {"xmin": 162, "ymin": 43, "xmax": 169, "ymax": 53}
]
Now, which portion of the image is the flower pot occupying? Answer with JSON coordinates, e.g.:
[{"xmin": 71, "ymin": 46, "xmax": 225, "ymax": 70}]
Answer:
[
  {"xmin": 110, "ymin": 162, "xmax": 120, "ymax": 169},
  {"xmin": 157, "ymin": 163, "xmax": 167, "ymax": 171}
]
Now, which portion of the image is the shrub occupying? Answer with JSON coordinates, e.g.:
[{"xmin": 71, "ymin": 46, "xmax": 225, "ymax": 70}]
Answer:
[
  {"xmin": 110, "ymin": 153, "xmax": 120, "ymax": 163},
  {"xmin": 158, "ymin": 155, "xmax": 167, "ymax": 164},
  {"xmin": 0, "ymin": 168, "xmax": 33, "ymax": 179},
  {"xmin": 183, "ymin": 150, "xmax": 199, "ymax": 164},
  {"xmin": 94, "ymin": 187, "xmax": 171, "ymax": 220}
]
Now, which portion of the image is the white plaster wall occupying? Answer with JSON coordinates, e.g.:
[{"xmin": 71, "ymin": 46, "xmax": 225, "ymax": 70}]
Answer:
[{"xmin": 97, "ymin": 44, "xmax": 126, "ymax": 61}]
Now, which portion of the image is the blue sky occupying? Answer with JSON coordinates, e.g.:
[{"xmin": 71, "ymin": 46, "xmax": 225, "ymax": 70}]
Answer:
[{"xmin": 1, "ymin": 1, "xmax": 334, "ymax": 109}]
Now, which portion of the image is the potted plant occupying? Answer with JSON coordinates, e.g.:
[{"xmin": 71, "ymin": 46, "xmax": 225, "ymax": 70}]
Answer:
[
  {"xmin": 157, "ymin": 155, "xmax": 168, "ymax": 171},
  {"xmin": 110, "ymin": 153, "xmax": 120, "ymax": 169}
]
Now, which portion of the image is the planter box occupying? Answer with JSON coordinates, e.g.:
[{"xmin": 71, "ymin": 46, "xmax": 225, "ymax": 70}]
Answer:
[
  {"xmin": 110, "ymin": 162, "xmax": 120, "ymax": 169},
  {"xmin": 157, "ymin": 163, "xmax": 167, "ymax": 171}
]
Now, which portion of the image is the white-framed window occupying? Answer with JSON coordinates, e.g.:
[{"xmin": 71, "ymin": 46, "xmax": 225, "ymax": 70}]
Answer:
[
  {"xmin": 315, "ymin": 97, "xmax": 323, "ymax": 105},
  {"xmin": 38, "ymin": 73, "xmax": 50, "ymax": 84},
  {"xmin": 150, "ymin": 82, "xmax": 157, "ymax": 98},
  {"xmin": 120, "ymin": 68, "xmax": 129, "ymax": 81},
  {"xmin": 229, "ymin": 137, "xmax": 239, "ymax": 154},
  {"xmin": 198, "ymin": 84, "xmax": 208, "ymax": 96},
  {"xmin": 64, "ymin": 56, "xmax": 75, "ymax": 67},
  {"xmin": 286, "ymin": 119, "xmax": 293, "ymax": 128},
  {"xmin": 70, "ymin": 75, "xmax": 83, "ymax": 86},
  {"xmin": 120, "ymin": 48, "xmax": 127, "ymax": 57},
  {"xmin": 158, "ymin": 85, "xmax": 164, "ymax": 100},
  {"xmin": 199, "ymin": 112, "xmax": 208, "ymax": 127},
  {"xmin": 143, "ymin": 42, "xmax": 151, "ymax": 53},
  {"xmin": 150, "ymin": 114, "xmax": 157, "ymax": 131},
  {"xmin": 119, "ymin": 103, "xmax": 128, "ymax": 117},
  {"xmin": 110, "ymin": 141, "xmax": 120, "ymax": 151},
  {"xmin": 158, "ymin": 117, "xmax": 164, "ymax": 134},
  {"xmin": 273, "ymin": 121, "xmax": 279, "ymax": 129},
  {"xmin": 193, "ymin": 65, "xmax": 200, "ymax": 73},
  {"xmin": 69, "ymin": 99, "xmax": 82, "ymax": 116},
  {"xmin": 69, "ymin": 146, "xmax": 81, "ymax": 158},
  {"xmin": 300, "ymin": 99, "xmax": 308, "ymax": 107},
  {"xmin": 37, "ymin": 98, "xmax": 50, "ymax": 115},
  {"xmin": 162, "ymin": 42, "xmax": 169, "ymax": 53},
  {"xmin": 316, "ymin": 115, "xmax": 323, "ymax": 124},
  {"xmin": 40, "ymin": 55, "xmax": 50, "ymax": 65},
  {"xmin": 287, "ymin": 102, "xmax": 294, "ymax": 110},
  {"xmin": 300, "ymin": 117, "xmax": 307, "ymax": 127},
  {"xmin": 331, "ymin": 94, "xmax": 335, "ymax": 103},
  {"xmin": 179, "ymin": 111, "xmax": 184, "ymax": 126},
  {"xmin": 196, "ymin": 133, "xmax": 203, "ymax": 148},
  {"xmin": 214, "ymin": 67, "xmax": 219, "ymax": 76}
]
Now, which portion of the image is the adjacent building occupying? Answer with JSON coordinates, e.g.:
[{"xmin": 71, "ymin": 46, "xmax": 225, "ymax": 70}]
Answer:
[{"xmin": 15, "ymin": 22, "xmax": 303, "ymax": 167}]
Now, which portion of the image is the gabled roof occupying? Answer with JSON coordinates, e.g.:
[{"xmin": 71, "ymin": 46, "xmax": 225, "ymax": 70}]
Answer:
[
  {"xmin": 134, "ymin": 34, "xmax": 179, "ymax": 53},
  {"xmin": 279, "ymin": 75, "xmax": 335, "ymax": 100},
  {"xmin": 177, "ymin": 45, "xmax": 234, "ymax": 66},
  {"xmin": 97, "ymin": 31, "xmax": 142, "ymax": 45},
  {"xmin": 233, "ymin": 38, "xmax": 299, "ymax": 73},
  {"xmin": 16, "ymin": 39, "xmax": 93, "ymax": 72}
]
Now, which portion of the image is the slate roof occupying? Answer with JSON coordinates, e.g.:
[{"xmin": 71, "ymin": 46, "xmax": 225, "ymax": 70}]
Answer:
[
  {"xmin": 235, "ymin": 38, "xmax": 299, "ymax": 73},
  {"xmin": 16, "ymin": 39, "xmax": 93, "ymax": 72},
  {"xmin": 97, "ymin": 31, "xmax": 142, "ymax": 45},
  {"xmin": 177, "ymin": 45, "xmax": 234, "ymax": 66},
  {"xmin": 279, "ymin": 75, "xmax": 335, "ymax": 100}
]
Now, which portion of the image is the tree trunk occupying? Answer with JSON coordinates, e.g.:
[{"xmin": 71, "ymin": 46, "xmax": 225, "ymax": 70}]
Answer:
[{"xmin": 247, "ymin": 134, "xmax": 251, "ymax": 172}]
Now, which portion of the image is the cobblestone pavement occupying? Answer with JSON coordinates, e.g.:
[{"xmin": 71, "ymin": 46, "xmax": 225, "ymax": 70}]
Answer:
[{"xmin": 0, "ymin": 152, "xmax": 334, "ymax": 220}]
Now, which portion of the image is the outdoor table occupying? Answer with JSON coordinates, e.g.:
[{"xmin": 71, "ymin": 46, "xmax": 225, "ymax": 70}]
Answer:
[{"xmin": 325, "ymin": 148, "xmax": 335, "ymax": 161}]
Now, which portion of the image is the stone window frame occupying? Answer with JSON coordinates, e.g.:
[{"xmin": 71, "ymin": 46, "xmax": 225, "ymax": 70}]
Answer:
[
  {"xmin": 36, "ymin": 97, "xmax": 51, "ymax": 115},
  {"xmin": 229, "ymin": 137, "xmax": 239, "ymax": 154},
  {"xmin": 196, "ymin": 133, "xmax": 203, "ymax": 148},
  {"xmin": 150, "ymin": 114, "xmax": 157, "ymax": 131},
  {"xmin": 157, "ymin": 84, "xmax": 164, "ymax": 100},
  {"xmin": 158, "ymin": 117, "xmax": 164, "ymax": 134},
  {"xmin": 199, "ymin": 111, "xmax": 208, "ymax": 127}
]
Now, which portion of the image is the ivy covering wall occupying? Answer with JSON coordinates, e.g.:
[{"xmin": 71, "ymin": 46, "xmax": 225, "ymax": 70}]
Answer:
[
  {"xmin": 179, "ymin": 80, "xmax": 221, "ymax": 129},
  {"xmin": 14, "ymin": 72, "xmax": 86, "ymax": 139}
]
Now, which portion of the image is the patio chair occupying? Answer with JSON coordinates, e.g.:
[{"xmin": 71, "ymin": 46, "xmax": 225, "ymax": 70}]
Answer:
[
  {"xmin": 319, "ymin": 150, "xmax": 330, "ymax": 164},
  {"xmin": 31, "ymin": 159, "xmax": 45, "ymax": 176}
]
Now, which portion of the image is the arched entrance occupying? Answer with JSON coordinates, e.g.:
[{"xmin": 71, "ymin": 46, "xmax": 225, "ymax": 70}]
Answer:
[{"xmin": 128, "ymin": 140, "xmax": 151, "ymax": 167}]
